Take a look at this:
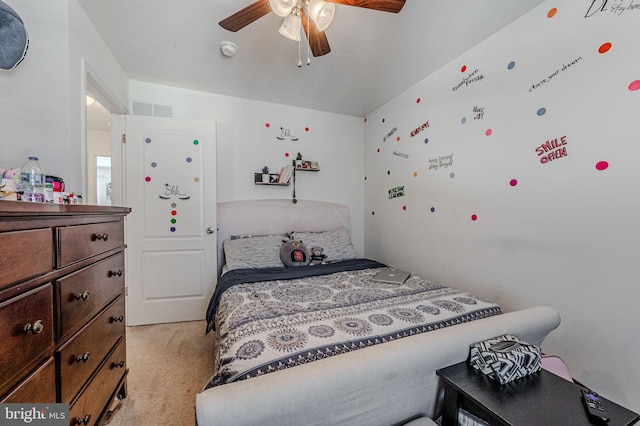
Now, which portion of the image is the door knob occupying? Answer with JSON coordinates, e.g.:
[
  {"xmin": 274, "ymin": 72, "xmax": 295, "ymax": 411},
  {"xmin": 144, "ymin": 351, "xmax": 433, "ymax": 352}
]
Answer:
[{"xmin": 206, "ymin": 227, "xmax": 215, "ymax": 234}]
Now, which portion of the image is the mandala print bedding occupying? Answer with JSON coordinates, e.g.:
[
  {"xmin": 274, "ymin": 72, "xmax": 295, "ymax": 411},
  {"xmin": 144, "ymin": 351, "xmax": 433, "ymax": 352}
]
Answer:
[{"xmin": 204, "ymin": 260, "xmax": 502, "ymax": 389}]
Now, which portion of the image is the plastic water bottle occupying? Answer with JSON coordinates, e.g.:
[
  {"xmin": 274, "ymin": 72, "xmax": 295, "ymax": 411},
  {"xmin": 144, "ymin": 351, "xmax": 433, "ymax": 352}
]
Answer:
[{"xmin": 20, "ymin": 156, "xmax": 46, "ymax": 202}]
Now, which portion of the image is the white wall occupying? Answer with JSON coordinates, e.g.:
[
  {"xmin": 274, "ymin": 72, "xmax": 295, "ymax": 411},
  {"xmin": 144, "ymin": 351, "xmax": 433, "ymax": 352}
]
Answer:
[
  {"xmin": 130, "ymin": 81, "xmax": 366, "ymax": 253},
  {"xmin": 0, "ymin": 0, "xmax": 70, "ymax": 180},
  {"xmin": 364, "ymin": 0, "xmax": 640, "ymax": 412},
  {"xmin": 0, "ymin": 0, "xmax": 128, "ymax": 192}
]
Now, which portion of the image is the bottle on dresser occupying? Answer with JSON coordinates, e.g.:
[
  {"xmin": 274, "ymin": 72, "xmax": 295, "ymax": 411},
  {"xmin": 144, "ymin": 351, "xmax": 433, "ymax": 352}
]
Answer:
[{"xmin": 20, "ymin": 156, "xmax": 46, "ymax": 202}]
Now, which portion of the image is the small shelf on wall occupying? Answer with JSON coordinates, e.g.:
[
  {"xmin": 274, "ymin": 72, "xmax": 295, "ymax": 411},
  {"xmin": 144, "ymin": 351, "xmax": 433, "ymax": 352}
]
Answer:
[
  {"xmin": 294, "ymin": 160, "xmax": 320, "ymax": 171},
  {"xmin": 255, "ymin": 181, "xmax": 290, "ymax": 186},
  {"xmin": 254, "ymin": 172, "xmax": 289, "ymax": 186}
]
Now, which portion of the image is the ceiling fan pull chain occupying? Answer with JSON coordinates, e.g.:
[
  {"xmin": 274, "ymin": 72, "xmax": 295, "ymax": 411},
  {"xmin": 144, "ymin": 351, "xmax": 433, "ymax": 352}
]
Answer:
[{"xmin": 297, "ymin": 37, "xmax": 302, "ymax": 67}]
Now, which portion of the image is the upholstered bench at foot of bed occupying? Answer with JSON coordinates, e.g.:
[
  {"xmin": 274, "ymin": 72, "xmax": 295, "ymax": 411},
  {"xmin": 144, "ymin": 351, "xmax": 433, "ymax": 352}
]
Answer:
[{"xmin": 402, "ymin": 417, "xmax": 438, "ymax": 426}]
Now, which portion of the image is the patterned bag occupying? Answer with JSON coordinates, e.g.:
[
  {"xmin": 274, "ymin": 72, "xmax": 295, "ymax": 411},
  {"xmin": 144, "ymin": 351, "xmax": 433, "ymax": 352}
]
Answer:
[{"xmin": 468, "ymin": 334, "xmax": 541, "ymax": 384}]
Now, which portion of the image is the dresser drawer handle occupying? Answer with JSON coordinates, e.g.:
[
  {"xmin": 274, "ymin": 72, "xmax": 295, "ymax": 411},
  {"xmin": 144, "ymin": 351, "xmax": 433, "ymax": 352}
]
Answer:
[
  {"xmin": 110, "ymin": 315, "xmax": 124, "ymax": 323},
  {"xmin": 108, "ymin": 269, "xmax": 123, "ymax": 277},
  {"xmin": 74, "ymin": 291, "xmax": 90, "ymax": 301},
  {"xmin": 75, "ymin": 414, "xmax": 91, "ymax": 425},
  {"xmin": 22, "ymin": 320, "xmax": 44, "ymax": 335},
  {"xmin": 93, "ymin": 233, "xmax": 109, "ymax": 241},
  {"xmin": 111, "ymin": 360, "xmax": 125, "ymax": 369},
  {"xmin": 76, "ymin": 352, "xmax": 90, "ymax": 363}
]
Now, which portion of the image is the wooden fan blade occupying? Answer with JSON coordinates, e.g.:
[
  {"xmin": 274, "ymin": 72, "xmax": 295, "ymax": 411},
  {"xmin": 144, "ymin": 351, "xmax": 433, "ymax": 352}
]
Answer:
[
  {"xmin": 219, "ymin": 0, "xmax": 272, "ymax": 32},
  {"xmin": 300, "ymin": 9, "xmax": 331, "ymax": 57},
  {"xmin": 325, "ymin": 0, "xmax": 406, "ymax": 13}
]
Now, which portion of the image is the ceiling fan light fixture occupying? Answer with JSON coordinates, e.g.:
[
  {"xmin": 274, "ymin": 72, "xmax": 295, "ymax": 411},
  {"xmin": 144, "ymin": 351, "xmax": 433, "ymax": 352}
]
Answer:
[
  {"xmin": 278, "ymin": 13, "xmax": 301, "ymax": 41},
  {"xmin": 269, "ymin": 0, "xmax": 296, "ymax": 17},
  {"xmin": 307, "ymin": 0, "xmax": 335, "ymax": 31}
]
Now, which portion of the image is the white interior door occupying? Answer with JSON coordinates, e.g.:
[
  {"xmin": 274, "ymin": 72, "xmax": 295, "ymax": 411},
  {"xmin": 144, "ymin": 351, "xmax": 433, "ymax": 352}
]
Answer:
[{"xmin": 124, "ymin": 116, "xmax": 217, "ymax": 325}]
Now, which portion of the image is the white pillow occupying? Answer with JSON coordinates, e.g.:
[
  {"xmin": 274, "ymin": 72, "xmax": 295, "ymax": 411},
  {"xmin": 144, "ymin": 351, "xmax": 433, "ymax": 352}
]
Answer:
[{"xmin": 289, "ymin": 227, "xmax": 358, "ymax": 262}]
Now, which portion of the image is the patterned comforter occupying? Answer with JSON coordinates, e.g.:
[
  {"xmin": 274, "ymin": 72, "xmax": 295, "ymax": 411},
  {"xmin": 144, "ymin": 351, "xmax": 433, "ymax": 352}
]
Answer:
[{"xmin": 203, "ymin": 259, "xmax": 502, "ymax": 389}]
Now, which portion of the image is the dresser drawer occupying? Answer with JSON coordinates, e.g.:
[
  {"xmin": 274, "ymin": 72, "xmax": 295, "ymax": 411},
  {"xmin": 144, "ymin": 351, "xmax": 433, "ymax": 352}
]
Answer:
[
  {"xmin": 0, "ymin": 228, "xmax": 52, "ymax": 290},
  {"xmin": 1, "ymin": 357, "xmax": 56, "ymax": 403},
  {"xmin": 0, "ymin": 284, "xmax": 53, "ymax": 395},
  {"xmin": 58, "ymin": 296, "xmax": 125, "ymax": 403},
  {"xmin": 56, "ymin": 221, "xmax": 124, "ymax": 268},
  {"xmin": 69, "ymin": 338, "xmax": 126, "ymax": 426},
  {"xmin": 56, "ymin": 253, "xmax": 124, "ymax": 341}
]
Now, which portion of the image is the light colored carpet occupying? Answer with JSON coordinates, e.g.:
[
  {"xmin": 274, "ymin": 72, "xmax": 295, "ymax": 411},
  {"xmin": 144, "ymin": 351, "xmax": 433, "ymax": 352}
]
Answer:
[{"xmin": 104, "ymin": 320, "xmax": 216, "ymax": 426}]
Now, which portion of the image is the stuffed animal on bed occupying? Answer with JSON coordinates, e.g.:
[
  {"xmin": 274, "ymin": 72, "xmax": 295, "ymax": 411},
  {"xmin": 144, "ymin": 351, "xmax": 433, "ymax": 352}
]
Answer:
[
  {"xmin": 0, "ymin": 1, "xmax": 29, "ymax": 71},
  {"xmin": 280, "ymin": 240, "xmax": 310, "ymax": 266},
  {"xmin": 309, "ymin": 246, "xmax": 327, "ymax": 265}
]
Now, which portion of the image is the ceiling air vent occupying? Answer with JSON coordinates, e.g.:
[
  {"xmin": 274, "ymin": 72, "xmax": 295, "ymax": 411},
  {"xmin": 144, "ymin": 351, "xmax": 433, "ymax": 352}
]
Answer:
[{"xmin": 132, "ymin": 101, "xmax": 173, "ymax": 118}]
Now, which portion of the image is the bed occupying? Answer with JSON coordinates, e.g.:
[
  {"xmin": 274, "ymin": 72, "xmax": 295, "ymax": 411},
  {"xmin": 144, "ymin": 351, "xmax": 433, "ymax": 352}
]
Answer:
[{"xmin": 195, "ymin": 199, "xmax": 561, "ymax": 426}]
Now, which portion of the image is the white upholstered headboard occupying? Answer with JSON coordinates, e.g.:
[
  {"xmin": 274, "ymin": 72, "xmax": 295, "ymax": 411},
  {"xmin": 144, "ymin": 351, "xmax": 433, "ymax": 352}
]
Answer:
[{"xmin": 216, "ymin": 199, "xmax": 351, "ymax": 275}]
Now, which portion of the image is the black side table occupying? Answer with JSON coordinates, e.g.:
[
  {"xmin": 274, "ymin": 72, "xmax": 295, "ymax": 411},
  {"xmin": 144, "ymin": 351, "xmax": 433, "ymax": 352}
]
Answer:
[{"xmin": 436, "ymin": 362, "xmax": 639, "ymax": 426}]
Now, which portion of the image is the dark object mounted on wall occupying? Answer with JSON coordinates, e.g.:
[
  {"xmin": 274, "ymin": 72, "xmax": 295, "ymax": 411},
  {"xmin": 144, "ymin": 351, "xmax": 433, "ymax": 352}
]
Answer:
[{"xmin": 0, "ymin": 1, "xmax": 29, "ymax": 71}]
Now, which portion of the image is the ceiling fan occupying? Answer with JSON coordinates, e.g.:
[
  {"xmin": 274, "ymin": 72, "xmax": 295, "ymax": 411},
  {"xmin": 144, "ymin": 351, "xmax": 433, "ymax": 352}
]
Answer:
[{"xmin": 219, "ymin": 0, "xmax": 406, "ymax": 59}]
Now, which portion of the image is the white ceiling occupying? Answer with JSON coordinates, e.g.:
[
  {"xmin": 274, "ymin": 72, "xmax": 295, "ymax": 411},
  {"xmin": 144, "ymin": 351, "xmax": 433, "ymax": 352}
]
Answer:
[{"xmin": 77, "ymin": 0, "xmax": 545, "ymax": 118}]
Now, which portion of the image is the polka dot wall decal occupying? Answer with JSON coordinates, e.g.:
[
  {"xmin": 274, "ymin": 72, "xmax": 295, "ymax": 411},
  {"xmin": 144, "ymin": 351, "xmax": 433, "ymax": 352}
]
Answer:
[
  {"xmin": 450, "ymin": 172, "xmax": 455, "ymax": 178},
  {"xmin": 170, "ymin": 227, "xmax": 176, "ymax": 232},
  {"xmin": 547, "ymin": 7, "xmax": 557, "ymax": 18},
  {"xmin": 402, "ymin": 205, "xmax": 407, "ymax": 211},
  {"xmin": 485, "ymin": 129, "xmax": 493, "ymax": 136},
  {"xmin": 193, "ymin": 140, "xmax": 199, "ymax": 145},
  {"xmin": 145, "ymin": 176, "xmax": 151, "ymax": 182},
  {"xmin": 461, "ymin": 65, "xmax": 467, "ymax": 72},
  {"xmin": 194, "ymin": 177, "xmax": 200, "ymax": 182},
  {"xmin": 377, "ymin": 148, "xmax": 380, "ymax": 153},
  {"xmin": 396, "ymin": 136, "xmax": 401, "ymax": 142},
  {"xmin": 510, "ymin": 179, "xmax": 518, "ymax": 187},
  {"xmin": 145, "ymin": 138, "xmax": 152, "ymax": 143},
  {"xmin": 364, "ymin": 118, "xmax": 367, "ymax": 123},
  {"xmin": 507, "ymin": 61, "xmax": 516, "ymax": 70},
  {"xmin": 387, "ymin": 171, "xmax": 391, "ymax": 175},
  {"xmin": 537, "ymin": 107, "xmax": 547, "ymax": 116},
  {"xmin": 598, "ymin": 42, "xmax": 612, "ymax": 54},
  {"xmin": 461, "ymin": 117, "xmax": 467, "ymax": 124},
  {"xmin": 265, "ymin": 123, "xmax": 270, "ymax": 128},
  {"xmin": 186, "ymin": 157, "xmax": 192, "ymax": 163},
  {"xmin": 171, "ymin": 210, "xmax": 177, "ymax": 216},
  {"xmin": 416, "ymin": 97, "xmax": 421, "ymax": 103},
  {"xmin": 285, "ymin": 152, "xmax": 290, "ymax": 157},
  {"xmin": 430, "ymin": 207, "xmax": 435, "ymax": 213},
  {"xmin": 628, "ymin": 80, "xmax": 640, "ymax": 91},
  {"xmin": 382, "ymin": 118, "xmax": 385, "ymax": 123},
  {"xmin": 171, "ymin": 218, "xmax": 176, "ymax": 224},
  {"xmin": 471, "ymin": 214, "xmax": 478, "ymax": 221},
  {"xmin": 413, "ymin": 172, "xmax": 418, "ymax": 177},
  {"xmin": 595, "ymin": 161, "xmax": 609, "ymax": 170},
  {"xmin": 424, "ymin": 138, "xmax": 429, "ymax": 144},
  {"xmin": 151, "ymin": 162, "xmax": 157, "ymax": 168},
  {"xmin": 171, "ymin": 203, "xmax": 177, "ymax": 208},
  {"xmin": 305, "ymin": 127, "xmax": 309, "ymax": 132}
]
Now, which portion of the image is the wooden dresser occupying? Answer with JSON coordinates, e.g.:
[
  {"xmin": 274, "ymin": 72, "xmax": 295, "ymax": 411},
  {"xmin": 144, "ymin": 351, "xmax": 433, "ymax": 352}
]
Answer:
[{"xmin": 0, "ymin": 202, "xmax": 130, "ymax": 426}]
